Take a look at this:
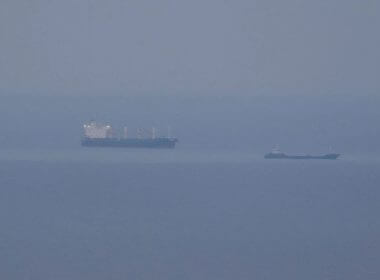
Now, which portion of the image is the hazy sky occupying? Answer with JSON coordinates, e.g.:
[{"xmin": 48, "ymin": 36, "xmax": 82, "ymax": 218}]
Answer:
[{"xmin": 0, "ymin": 0, "xmax": 379, "ymax": 96}]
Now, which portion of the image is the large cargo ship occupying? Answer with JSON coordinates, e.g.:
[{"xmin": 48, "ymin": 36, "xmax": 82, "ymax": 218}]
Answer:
[
  {"xmin": 265, "ymin": 147, "xmax": 340, "ymax": 160},
  {"xmin": 81, "ymin": 121, "xmax": 178, "ymax": 148}
]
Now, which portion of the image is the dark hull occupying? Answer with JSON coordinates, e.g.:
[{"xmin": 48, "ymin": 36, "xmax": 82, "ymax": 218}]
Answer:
[
  {"xmin": 265, "ymin": 153, "xmax": 340, "ymax": 160},
  {"xmin": 81, "ymin": 137, "xmax": 178, "ymax": 148}
]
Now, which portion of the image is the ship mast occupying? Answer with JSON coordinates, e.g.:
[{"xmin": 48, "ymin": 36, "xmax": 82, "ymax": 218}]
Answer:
[{"xmin": 152, "ymin": 127, "xmax": 156, "ymax": 139}]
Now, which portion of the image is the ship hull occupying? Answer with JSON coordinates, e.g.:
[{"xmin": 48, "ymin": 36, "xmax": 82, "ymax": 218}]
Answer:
[
  {"xmin": 265, "ymin": 153, "xmax": 340, "ymax": 160},
  {"xmin": 81, "ymin": 137, "xmax": 178, "ymax": 148}
]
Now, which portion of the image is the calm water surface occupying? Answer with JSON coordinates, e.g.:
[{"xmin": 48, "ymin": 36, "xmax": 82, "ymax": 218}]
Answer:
[{"xmin": 0, "ymin": 148, "xmax": 379, "ymax": 280}]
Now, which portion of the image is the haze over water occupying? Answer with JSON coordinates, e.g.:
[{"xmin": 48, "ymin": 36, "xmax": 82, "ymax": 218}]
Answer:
[
  {"xmin": 0, "ymin": 95, "xmax": 379, "ymax": 280},
  {"xmin": 1, "ymin": 150, "xmax": 379, "ymax": 280},
  {"xmin": 1, "ymin": 0, "xmax": 380, "ymax": 279}
]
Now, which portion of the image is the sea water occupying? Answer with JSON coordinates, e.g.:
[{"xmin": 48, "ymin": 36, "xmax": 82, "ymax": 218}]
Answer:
[{"xmin": 0, "ymin": 148, "xmax": 379, "ymax": 280}]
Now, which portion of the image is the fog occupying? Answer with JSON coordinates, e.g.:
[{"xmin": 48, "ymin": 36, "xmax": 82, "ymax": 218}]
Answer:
[
  {"xmin": 2, "ymin": 0, "xmax": 379, "ymax": 150},
  {"xmin": 1, "ymin": 1, "xmax": 380, "ymax": 280},
  {"xmin": 1, "ymin": 0, "xmax": 379, "ymax": 96},
  {"xmin": 1, "ymin": 94, "xmax": 379, "ymax": 155}
]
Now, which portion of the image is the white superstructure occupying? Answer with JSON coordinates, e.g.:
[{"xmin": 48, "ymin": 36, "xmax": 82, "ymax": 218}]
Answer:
[{"xmin": 83, "ymin": 121, "xmax": 113, "ymax": 139}]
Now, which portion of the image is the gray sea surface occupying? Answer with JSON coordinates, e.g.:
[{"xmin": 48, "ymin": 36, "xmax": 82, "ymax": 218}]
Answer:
[{"xmin": 0, "ymin": 148, "xmax": 379, "ymax": 280}]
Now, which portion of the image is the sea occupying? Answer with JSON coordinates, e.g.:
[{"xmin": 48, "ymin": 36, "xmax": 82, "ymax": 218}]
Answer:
[
  {"xmin": 0, "ymin": 148, "xmax": 379, "ymax": 280},
  {"xmin": 0, "ymin": 94, "xmax": 379, "ymax": 279}
]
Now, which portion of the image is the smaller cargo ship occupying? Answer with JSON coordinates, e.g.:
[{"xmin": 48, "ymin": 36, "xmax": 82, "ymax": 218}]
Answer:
[
  {"xmin": 81, "ymin": 121, "xmax": 178, "ymax": 148},
  {"xmin": 265, "ymin": 146, "xmax": 340, "ymax": 160}
]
